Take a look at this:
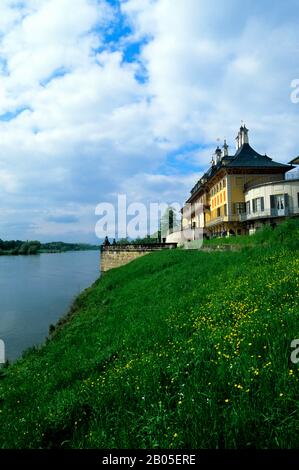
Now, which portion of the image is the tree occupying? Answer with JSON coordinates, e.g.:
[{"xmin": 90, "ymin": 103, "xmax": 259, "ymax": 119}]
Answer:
[{"xmin": 160, "ymin": 207, "xmax": 180, "ymax": 241}]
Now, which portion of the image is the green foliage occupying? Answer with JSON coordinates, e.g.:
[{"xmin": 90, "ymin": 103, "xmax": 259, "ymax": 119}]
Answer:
[
  {"xmin": 0, "ymin": 240, "xmax": 41, "ymax": 255},
  {"xmin": 205, "ymin": 218, "xmax": 299, "ymax": 250},
  {"xmin": 18, "ymin": 241, "xmax": 41, "ymax": 255},
  {"xmin": 0, "ymin": 240, "xmax": 99, "ymax": 255},
  {"xmin": 0, "ymin": 220, "xmax": 299, "ymax": 448},
  {"xmin": 39, "ymin": 242, "xmax": 100, "ymax": 252},
  {"xmin": 113, "ymin": 237, "xmax": 160, "ymax": 245}
]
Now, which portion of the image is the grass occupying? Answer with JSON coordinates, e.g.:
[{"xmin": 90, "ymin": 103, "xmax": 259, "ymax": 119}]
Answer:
[
  {"xmin": 0, "ymin": 220, "xmax": 299, "ymax": 448},
  {"xmin": 204, "ymin": 218, "xmax": 299, "ymax": 249}
]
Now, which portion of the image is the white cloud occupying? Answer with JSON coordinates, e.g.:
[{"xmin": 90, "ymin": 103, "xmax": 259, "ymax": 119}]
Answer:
[{"xmin": 123, "ymin": 0, "xmax": 299, "ymax": 155}]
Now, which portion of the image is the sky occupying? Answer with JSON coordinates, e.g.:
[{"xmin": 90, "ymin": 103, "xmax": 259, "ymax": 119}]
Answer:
[{"xmin": 0, "ymin": 0, "xmax": 299, "ymax": 243}]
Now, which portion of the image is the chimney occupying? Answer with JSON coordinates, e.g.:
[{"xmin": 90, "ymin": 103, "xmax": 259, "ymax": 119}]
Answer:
[
  {"xmin": 239, "ymin": 125, "xmax": 244, "ymax": 146},
  {"xmin": 238, "ymin": 124, "xmax": 249, "ymax": 147}
]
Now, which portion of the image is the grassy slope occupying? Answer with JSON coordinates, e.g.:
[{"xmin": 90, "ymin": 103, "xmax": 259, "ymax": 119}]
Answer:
[{"xmin": 0, "ymin": 221, "xmax": 299, "ymax": 449}]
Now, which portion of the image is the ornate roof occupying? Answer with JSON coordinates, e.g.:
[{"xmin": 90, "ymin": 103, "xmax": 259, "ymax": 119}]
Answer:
[{"xmin": 226, "ymin": 143, "xmax": 290, "ymax": 169}]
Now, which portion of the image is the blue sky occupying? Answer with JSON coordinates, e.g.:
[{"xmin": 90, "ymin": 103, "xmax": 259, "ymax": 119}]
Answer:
[{"xmin": 0, "ymin": 0, "xmax": 299, "ymax": 242}]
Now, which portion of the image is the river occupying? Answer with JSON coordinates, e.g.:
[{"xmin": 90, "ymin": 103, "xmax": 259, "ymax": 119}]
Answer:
[{"xmin": 0, "ymin": 251, "xmax": 100, "ymax": 362}]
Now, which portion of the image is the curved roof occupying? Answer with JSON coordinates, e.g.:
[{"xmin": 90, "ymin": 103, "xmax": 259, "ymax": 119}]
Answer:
[
  {"xmin": 289, "ymin": 156, "xmax": 299, "ymax": 165},
  {"xmin": 227, "ymin": 143, "xmax": 290, "ymax": 169}
]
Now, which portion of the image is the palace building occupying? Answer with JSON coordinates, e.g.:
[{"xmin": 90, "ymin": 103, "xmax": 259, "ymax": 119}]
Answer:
[{"xmin": 179, "ymin": 125, "xmax": 299, "ymax": 238}]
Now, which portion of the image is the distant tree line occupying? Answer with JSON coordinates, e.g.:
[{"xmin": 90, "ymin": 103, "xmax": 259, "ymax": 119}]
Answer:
[
  {"xmin": 0, "ymin": 240, "xmax": 100, "ymax": 255},
  {"xmin": 0, "ymin": 240, "xmax": 41, "ymax": 255},
  {"xmin": 40, "ymin": 242, "xmax": 100, "ymax": 252}
]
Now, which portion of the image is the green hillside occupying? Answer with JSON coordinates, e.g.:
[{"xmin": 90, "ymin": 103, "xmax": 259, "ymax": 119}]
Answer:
[{"xmin": 0, "ymin": 220, "xmax": 299, "ymax": 448}]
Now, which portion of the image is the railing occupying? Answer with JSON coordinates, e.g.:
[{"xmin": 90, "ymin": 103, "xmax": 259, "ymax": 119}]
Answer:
[
  {"xmin": 205, "ymin": 216, "xmax": 228, "ymax": 227},
  {"xmin": 100, "ymin": 243, "xmax": 177, "ymax": 253},
  {"xmin": 238, "ymin": 208, "xmax": 290, "ymax": 222},
  {"xmin": 270, "ymin": 208, "xmax": 289, "ymax": 217}
]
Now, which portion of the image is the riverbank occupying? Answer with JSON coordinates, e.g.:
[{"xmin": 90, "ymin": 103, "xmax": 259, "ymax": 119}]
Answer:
[{"xmin": 0, "ymin": 220, "xmax": 298, "ymax": 448}]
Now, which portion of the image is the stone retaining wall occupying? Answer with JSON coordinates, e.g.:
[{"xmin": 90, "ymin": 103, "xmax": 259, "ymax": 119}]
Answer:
[{"xmin": 100, "ymin": 243, "xmax": 177, "ymax": 272}]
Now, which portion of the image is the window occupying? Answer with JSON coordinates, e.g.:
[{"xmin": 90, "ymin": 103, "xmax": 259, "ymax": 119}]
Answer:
[
  {"xmin": 223, "ymin": 179, "xmax": 227, "ymax": 188},
  {"xmin": 220, "ymin": 182, "xmax": 222, "ymax": 190},
  {"xmin": 270, "ymin": 194, "xmax": 288, "ymax": 212},
  {"xmin": 224, "ymin": 204, "xmax": 227, "ymax": 216},
  {"xmin": 297, "ymin": 192, "xmax": 299, "ymax": 207},
  {"xmin": 252, "ymin": 197, "xmax": 264, "ymax": 213},
  {"xmin": 246, "ymin": 201, "xmax": 251, "ymax": 214},
  {"xmin": 235, "ymin": 202, "xmax": 246, "ymax": 214},
  {"xmin": 217, "ymin": 208, "xmax": 221, "ymax": 217}
]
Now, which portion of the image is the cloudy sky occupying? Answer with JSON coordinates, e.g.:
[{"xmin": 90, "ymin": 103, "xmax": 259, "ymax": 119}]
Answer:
[{"xmin": 0, "ymin": 0, "xmax": 299, "ymax": 242}]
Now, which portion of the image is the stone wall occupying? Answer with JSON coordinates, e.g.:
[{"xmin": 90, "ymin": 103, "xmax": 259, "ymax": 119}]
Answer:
[{"xmin": 100, "ymin": 243, "xmax": 177, "ymax": 272}]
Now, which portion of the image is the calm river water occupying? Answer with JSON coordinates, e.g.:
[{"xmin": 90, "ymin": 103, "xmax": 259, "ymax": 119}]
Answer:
[{"xmin": 0, "ymin": 251, "xmax": 100, "ymax": 362}]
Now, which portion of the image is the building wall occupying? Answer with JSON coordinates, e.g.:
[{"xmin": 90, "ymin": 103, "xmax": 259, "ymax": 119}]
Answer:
[
  {"xmin": 228, "ymin": 173, "xmax": 285, "ymax": 217},
  {"xmin": 245, "ymin": 180, "xmax": 299, "ymax": 219},
  {"xmin": 210, "ymin": 176, "xmax": 227, "ymax": 220},
  {"xmin": 166, "ymin": 227, "xmax": 202, "ymax": 246}
]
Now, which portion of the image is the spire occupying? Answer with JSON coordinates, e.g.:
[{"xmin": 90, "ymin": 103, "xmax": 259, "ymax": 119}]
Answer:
[
  {"xmin": 215, "ymin": 144, "xmax": 222, "ymax": 163},
  {"xmin": 223, "ymin": 139, "xmax": 229, "ymax": 157},
  {"xmin": 242, "ymin": 124, "xmax": 249, "ymax": 144}
]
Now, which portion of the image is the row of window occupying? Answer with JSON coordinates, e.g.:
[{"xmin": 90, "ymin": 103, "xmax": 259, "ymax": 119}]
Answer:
[
  {"xmin": 211, "ymin": 190, "xmax": 226, "ymax": 208},
  {"xmin": 235, "ymin": 194, "xmax": 290, "ymax": 215},
  {"xmin": 211, "ymin": 178, "xmax": 227, "ymax": 196},
  {"xmin": 235, "ymin": 197, "xmax": 267, "ymax": 214}
]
